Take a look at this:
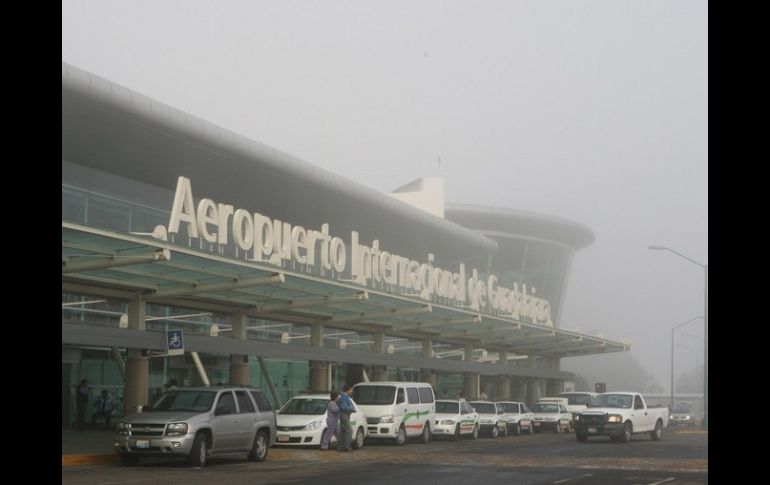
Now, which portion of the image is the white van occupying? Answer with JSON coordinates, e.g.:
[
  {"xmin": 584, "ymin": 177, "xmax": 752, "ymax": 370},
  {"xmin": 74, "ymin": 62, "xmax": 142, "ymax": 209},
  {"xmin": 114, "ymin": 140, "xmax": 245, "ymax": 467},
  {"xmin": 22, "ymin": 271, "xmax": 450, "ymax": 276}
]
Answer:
[
  {"xmin": 557, "ymin": 392, "xmax": 598, "ymax": 420},
  {"xmin": 352, "ymin": 382, "xmax": 436, "ymax": 445}
]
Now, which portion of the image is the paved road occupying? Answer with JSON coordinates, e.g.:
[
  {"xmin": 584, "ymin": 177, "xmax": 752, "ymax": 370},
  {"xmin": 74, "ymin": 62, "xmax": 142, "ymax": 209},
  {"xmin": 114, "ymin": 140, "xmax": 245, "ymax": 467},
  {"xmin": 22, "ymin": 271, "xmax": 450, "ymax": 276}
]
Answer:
[{"xmin": 63, "ymin": 428, "xmax": 707, "ymax": 484}]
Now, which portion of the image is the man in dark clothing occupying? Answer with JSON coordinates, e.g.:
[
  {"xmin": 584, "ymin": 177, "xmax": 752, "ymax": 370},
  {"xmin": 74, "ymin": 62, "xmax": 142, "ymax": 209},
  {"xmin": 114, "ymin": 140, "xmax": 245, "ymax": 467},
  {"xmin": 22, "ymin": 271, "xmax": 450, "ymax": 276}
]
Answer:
[
  {"xmin": 336, "ymin": 385, "xmax": 355, "ymax": 451},
  {"xmin": 76, "ymin": 379, "xmax": 88, "ymax": 430},
  {"xmin": 92, "ymin": 389, "xmax": 115, "ymax": 430}
]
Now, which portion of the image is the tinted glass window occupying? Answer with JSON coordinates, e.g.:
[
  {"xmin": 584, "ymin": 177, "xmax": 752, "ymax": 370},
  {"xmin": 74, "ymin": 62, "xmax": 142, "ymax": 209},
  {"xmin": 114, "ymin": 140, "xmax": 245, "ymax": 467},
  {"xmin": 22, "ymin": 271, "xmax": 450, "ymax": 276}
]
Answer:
[
  {"xmin": 435, "ymin": 401, "xmax": 459, "ymax": 414},
  {"xmin": 353, "ymin": 385, "xmax": 396, "ymax": 405},
  {"xmin": 470, "ymin": 402, "xmax": 495, "ymax": 414},
  {"xmin": 150, "ymin": 391, "xmax": 216, "ymax": 412},
  {"xmin": 250, "ymin": 391, "xmax": 272, "ymax": 412},
  {"xmin": 407, "ymin": 388, "xmax": 419, "ymax": 404},
  {"xmin": 418, "ymin": 387, "xmax": 434, "ymax": 403},
  {"xmin": 560, "ymin": 393, "xmax": 593, "ymax": 405},
  {"xmin": 279, "ymin": 398, "xmax": 328, "ymax": 415},
  {"xmin": 531, "ymin": 403, "xmax": 558, "ymax": 413},
  {"xmin": 216, "ymin": 392, "xmax": 235, "ymax": 414},
  {"xmin": 500, "ymin": 403, "xmax": 517, "ymax": 413},
  {"xmin": 235, "ymin": 390, "xmax": 255, "ymax": 413},
  {"xmin": 396, "ymin": 388, "xmax": 405, "ymax": 404}
]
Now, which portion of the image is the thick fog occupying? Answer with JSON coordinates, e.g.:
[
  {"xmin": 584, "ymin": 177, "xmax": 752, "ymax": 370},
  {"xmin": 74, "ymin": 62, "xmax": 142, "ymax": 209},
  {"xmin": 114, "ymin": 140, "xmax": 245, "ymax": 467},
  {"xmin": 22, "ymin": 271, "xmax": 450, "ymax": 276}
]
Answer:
[{"xmin": 62, "ymin": 0, "xmax": 707, "ymax": 393}]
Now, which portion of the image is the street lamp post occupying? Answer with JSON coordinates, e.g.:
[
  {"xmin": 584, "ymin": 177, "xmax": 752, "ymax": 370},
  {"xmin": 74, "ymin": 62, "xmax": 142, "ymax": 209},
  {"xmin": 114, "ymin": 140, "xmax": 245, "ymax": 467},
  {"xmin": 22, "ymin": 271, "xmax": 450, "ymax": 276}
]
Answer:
[
  {"xmin": 649, "ymin": 245, "xmax": 708, "ymax": 429},
  {"xmin": 670, "ymin": 316, "xmax": 704, "ymax": 410}
]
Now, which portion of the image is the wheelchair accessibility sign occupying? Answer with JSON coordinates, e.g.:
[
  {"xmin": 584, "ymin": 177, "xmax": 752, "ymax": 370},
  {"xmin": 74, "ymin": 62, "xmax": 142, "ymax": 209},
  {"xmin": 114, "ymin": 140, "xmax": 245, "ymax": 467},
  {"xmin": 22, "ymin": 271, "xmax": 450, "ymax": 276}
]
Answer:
[{"xmin": 166, "ymin": 329, "xmax": 184, "ymax": 355}]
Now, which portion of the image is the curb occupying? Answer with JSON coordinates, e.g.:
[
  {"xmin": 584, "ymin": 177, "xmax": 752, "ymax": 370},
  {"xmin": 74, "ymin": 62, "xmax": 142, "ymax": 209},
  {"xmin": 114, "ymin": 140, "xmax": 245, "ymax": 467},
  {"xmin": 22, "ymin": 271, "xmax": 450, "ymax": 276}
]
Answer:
[{"xmin": 62, "ymin": 454, "xmax": 119, "ymax": 467}]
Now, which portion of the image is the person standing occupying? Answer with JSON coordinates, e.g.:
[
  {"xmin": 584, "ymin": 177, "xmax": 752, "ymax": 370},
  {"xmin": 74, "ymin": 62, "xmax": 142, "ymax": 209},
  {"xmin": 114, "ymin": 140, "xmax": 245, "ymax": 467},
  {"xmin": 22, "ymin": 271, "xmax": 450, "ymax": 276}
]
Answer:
[
  {"xmin": 320, "ymin": 391, "xmax": 341, "ymax": 450},
  {"xmin": 76, "ymin": 379, "xmax": 88, "ymax": 430},
  {"xmin": 92, "ymin": 389, "xmax": 115, "ymax": 430},
  {"xmin": 336, "ymin": 385, "xmax": 355, "ymax": 451}
]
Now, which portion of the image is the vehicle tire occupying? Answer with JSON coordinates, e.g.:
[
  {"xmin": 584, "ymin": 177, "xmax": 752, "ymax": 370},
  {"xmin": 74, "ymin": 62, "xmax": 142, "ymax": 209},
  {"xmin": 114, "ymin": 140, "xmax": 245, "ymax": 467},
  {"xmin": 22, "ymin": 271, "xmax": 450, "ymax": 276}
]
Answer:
[
  {"xmin": 513, "ymin": 423, "xmax": 521, "ymax": 436},
  {"xmin": 453, "ymin": 424, "xmax": 461, "ymax": 441},
  {"xmin": 120, "ymin": 454, "xmax": 139, "ymax": 466},
  {"xmin": 248, "ymin": 430, "xmax": 269, "ymax": 462},
  {"xmin": 490, "ymin": 424, "xmax": 499, "ymax": 438},
  {"xmin": 620, "ymin": 422, "xmax": 632, "ymax": 443},
  {"xmin": 395, "ymin": 425, "xmax": 407, "ymax": 446},
  {"xmin": 187, "ymin": 432, "xmax": 208, "ymax": 467},
  {"xmin": 471, "ymin": 424, "xmax": 479, "ymax": 440},
  {"xmin": 420, "ymin": 422, "xmax": 431, "ymax": 443},
  {"xmin": 352, "ymin": 427, "xmax": 365, "ymax": 449},
  {"xmin": 576, "ymin": 433, "xmax": 588, "ymax": 442},
  {"xmin": 650, "ymin": 420, "xmax": 663, "ymax": 441}
]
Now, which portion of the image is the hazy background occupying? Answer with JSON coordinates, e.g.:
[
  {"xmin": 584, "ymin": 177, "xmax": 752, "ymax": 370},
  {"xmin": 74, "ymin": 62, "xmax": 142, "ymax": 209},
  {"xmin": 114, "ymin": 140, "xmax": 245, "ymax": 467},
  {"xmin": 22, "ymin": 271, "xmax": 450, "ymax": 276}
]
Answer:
[{"xmin": 62, "ymin": 0, "xmax": 708, "ymax": 393}]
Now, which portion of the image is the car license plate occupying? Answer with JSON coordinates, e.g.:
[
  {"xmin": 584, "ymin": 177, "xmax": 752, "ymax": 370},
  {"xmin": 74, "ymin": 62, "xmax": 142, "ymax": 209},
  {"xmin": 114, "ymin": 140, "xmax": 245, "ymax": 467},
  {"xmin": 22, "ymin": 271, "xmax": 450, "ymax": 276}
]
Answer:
[
  {"xmin": 587, "ymin": 427, "xmax": 597, "ymax": 434},
  {"xmin": 135, "ymin": 439, "xmax": 150, "ymax": 449},
  {"xmin": 277, "ymin": 434, "xmax": 290, "ymax": 442}
]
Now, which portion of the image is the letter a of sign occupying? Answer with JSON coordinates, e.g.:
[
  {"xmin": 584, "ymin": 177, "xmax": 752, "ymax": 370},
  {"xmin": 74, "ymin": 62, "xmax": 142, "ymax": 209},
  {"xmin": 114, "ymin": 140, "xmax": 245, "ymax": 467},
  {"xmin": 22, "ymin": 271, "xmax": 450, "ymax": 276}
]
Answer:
[{"xmin": 166, "ymin": 329, "xmax": 184, "ymax": 356}]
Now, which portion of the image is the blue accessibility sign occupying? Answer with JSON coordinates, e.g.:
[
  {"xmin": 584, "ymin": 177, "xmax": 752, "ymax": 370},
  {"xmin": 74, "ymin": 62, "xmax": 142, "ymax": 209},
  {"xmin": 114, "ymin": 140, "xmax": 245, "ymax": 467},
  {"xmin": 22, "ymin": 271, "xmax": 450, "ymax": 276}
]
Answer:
[{"xmin": 166, "ymin": 329, "xmax": 184, "ymax": 355}]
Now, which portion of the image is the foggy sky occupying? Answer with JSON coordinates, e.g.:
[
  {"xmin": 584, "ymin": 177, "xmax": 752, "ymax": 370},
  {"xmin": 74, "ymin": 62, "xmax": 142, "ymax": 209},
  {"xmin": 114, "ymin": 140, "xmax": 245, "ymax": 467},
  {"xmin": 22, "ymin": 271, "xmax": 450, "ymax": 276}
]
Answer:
[{"xmin": 62, "ymin": 0, "xmax": 708, "ymax": 391}]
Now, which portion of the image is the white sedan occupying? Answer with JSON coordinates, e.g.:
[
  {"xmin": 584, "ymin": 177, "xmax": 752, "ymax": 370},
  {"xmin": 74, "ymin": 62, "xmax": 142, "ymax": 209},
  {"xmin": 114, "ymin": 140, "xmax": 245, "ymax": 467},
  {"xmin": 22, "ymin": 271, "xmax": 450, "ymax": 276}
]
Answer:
[
  {"xmin": 530, "ymin": 402, "xmax": 572, "ymax": 433},
  {"xmin": 275, "ymin": 394, "xmax": 368, "ymax": 449},
  {"xmin": 433, "ymin": 400, "xmax": 479, "ymax": 440}
]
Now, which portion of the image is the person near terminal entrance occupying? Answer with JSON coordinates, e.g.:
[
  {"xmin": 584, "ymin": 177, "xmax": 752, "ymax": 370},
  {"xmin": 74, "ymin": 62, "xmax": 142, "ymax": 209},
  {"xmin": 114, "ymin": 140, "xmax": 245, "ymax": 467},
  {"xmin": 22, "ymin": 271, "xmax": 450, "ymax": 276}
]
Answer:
[
  {"xmin": 337, "ymin": 385, "xmax": 355, "ymax": 451},
  {"xmin": 91, "ymin": 389, "xmax": 115, "ymax": 430},
  {"xmin": 76, "ymin": 379, "xmax": 88, "ymax": 430},
  {"xmin": 320, "ymin": 391, "xmax": 341, "ymax": 450},
  {"xmin": 164, "ymin": 378, "xmax": 179, "ymax": 390}
]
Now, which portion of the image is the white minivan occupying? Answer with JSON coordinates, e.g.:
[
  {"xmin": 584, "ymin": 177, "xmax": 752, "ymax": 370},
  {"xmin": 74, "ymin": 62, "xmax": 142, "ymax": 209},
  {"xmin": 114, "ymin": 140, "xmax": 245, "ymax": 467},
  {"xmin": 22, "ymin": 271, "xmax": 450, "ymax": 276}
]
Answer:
[{"xmin": 352, "ymin": 382, "xmax": 436, "ymax": 445}]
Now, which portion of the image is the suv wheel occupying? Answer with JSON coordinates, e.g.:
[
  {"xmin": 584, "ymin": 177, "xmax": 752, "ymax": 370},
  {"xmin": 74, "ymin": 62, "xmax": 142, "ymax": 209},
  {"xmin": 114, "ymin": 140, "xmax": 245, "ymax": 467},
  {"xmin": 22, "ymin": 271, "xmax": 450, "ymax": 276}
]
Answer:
[
  {"xmin": 248, "ymin": 430, "xmax": 269, "ymax": 461},
  {"xmin": 352, "ymin": 427, "xmax": 365, "ymax": 449},
  {"xmin": 420, "ymin": 422, "xmax": 431, "ymax": 443},
  {"xmin": 188, "ymin": 433, "xmax": 208, "ymax": 467},
  {"xmin": 395, "ymin": 425, "xmax": 406, "ymax": 445}
]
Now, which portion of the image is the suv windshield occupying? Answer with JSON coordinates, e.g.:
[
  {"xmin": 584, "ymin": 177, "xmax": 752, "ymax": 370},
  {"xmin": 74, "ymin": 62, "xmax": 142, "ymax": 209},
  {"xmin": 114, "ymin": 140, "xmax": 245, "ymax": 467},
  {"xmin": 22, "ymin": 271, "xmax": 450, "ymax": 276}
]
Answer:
[
  {"xmin": 353, "ymin": 385, "xmax": 396, "ymax": 405},
  {"xmin": 149, "ymin": 391, "xmax": 216, "ymax": 412},
  {"xmin": 469, "ymin": 402, "xmax": 495, "ymax": 414},
  {"xmin": 531, "ymin": 403, "xmax": 559, "ymax": 413},
  {"xmin": 560, "ymin": 393, "xmax": 592, "ymax": 405},
  {"xmin": 279, "ymin": 398, "xmax": 328, "ymax": 415},
  {"xmin": 435, "ymin": 401, "xmax": 459, "ymax": 414},
  {"xmin": 499, "ymin": 403, "xmax": 518, "ymax": 413}
]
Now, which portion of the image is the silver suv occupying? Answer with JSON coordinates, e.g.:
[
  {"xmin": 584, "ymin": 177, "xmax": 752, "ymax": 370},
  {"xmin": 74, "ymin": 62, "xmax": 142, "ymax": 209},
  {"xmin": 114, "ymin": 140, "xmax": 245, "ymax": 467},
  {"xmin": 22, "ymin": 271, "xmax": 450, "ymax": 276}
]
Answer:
[{"xmin": 114, "ymin": 386, "xmax": 277, "ymax": 467}]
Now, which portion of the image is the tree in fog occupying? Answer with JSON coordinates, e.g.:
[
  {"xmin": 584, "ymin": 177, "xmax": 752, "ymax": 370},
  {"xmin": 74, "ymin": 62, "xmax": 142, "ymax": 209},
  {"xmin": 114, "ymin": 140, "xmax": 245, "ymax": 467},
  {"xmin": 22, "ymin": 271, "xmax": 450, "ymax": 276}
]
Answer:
[
  {"xmin": 675, "ymin": 365, "xmax": 703, "ymax": 393},
  {"xmin": 573, "ymin": 373, "xmax": 590, "ymax": 392},
  {"xmin": 563, "ymin": 353, "xmax": 663, "ymax": 393}
]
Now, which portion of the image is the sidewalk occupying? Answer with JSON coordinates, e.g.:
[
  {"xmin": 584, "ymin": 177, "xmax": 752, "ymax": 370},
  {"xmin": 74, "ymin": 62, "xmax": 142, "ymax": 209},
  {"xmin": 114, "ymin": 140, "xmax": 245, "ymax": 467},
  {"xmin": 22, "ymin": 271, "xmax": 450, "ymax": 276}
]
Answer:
[{"xmin": 62, "ymin": 428, "xmax": 119, "ymax": 466}]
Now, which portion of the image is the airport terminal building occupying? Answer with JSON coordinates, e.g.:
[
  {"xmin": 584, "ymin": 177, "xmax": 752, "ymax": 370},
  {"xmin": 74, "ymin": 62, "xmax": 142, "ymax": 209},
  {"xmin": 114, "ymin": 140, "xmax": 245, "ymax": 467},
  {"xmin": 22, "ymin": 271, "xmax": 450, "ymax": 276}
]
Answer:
[{"xmin": 62, "ymin": 62, "xmax": 628, "ymax": 426}]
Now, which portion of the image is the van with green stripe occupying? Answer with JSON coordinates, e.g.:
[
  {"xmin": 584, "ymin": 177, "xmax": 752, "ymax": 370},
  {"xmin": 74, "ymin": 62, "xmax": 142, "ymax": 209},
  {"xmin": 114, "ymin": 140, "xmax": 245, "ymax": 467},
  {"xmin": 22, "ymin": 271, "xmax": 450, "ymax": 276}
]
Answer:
[{"xmin": 352, "ymin": 382, "xmax": 436, "ymax": 445}]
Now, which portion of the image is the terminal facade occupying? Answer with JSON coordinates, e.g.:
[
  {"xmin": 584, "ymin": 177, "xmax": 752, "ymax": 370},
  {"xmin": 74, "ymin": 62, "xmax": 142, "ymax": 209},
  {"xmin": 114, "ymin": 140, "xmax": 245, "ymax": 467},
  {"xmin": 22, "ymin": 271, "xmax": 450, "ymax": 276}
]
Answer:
[{"xmin": 62, "ymin": 62, "xmax": 628, "ymax": 427}]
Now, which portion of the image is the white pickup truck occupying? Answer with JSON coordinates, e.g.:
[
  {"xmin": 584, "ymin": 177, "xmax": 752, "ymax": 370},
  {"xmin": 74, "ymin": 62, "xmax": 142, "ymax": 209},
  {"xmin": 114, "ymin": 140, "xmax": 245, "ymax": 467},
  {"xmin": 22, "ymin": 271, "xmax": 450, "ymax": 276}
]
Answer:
[{"xmin": 573, "ymin": 392, "xmax": 669, "ymax": 443}]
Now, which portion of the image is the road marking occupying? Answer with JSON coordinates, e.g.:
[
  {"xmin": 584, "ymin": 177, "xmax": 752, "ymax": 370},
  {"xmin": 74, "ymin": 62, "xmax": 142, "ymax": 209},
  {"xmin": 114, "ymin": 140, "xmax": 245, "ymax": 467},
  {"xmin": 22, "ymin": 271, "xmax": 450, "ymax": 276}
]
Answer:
[
  {"xmin": 647, "ymin": 478, "xmax": 676, "ymax": 485},
  {"xmin": 554, "ymin": 473, "xmax": 593, "ymax": 483}
]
